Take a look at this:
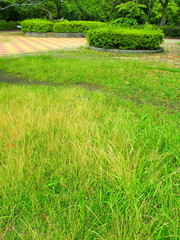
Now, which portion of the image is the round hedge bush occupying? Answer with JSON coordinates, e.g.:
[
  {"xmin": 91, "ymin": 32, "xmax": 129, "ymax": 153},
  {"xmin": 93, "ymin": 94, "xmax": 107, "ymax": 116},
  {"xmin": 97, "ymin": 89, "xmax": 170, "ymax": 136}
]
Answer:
[
  {"xmin": 53, "ymin": 21, "xmax": 105, "ymax": 33},
  {"xmin": 21, "ymin": 19, "xmax": 54, "ymax": 33},
  {"xmin": 87, "ymin": 27, "xmax": 164, "ymax": 50}
]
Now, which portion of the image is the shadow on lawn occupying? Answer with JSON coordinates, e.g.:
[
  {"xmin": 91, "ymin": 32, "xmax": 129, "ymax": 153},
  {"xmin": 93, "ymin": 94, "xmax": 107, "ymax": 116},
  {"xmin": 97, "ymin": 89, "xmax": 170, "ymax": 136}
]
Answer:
[
  {"xmin": 0, "ymin": 70, "xmax": 103, "ymax": 91},
  {"xmin": 0, "ymin": 70, "xmax": 179, "ymax": 113}
]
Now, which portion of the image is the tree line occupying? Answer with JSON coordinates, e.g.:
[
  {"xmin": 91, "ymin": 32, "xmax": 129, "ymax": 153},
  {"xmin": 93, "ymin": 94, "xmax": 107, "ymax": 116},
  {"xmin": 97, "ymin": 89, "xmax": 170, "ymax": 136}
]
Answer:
[{"xmin": 0, "ymin": 0, "xmax": 180, "ymax": 26}]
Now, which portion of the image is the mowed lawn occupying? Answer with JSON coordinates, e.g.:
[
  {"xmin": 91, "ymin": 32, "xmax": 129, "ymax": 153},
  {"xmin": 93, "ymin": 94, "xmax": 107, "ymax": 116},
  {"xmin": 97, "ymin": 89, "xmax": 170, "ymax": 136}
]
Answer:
[{"xmin": 0, "ymin": 50, "xmax": 179, "ymax": 240}]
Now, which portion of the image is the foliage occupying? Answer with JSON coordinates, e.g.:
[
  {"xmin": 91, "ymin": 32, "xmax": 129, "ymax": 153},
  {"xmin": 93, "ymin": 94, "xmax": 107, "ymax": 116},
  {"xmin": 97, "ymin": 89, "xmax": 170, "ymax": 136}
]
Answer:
[
  {"xmin": 21, "ymin": 18, "xmax": 54, "ymax": 32},
  {"xmin": 20, "ymin": 19, "xmax": 105, "ymax": 33},
  {"xmin": 150, "ymin": 0, "xmax": 180, "ymax": 25},
  {"xmin": 17, "ymin": 5, "xmax": 45, "ymax": 20},
  {"xmin": 87, "ymin": 27, "xmax": 164, "ymax": 50},
  {"xmin": 160, "ymin": 25, "xmax": 180, "ymax": 37},
  {"xmin": 111, "ymin": 17, "xmax": 137, "ymax": 27},
  {"xmin": 0, "ymin": 0, "xmax": 180, "ymax": 26},
  {"xmin": 142, "ymin": 22, "xmax": 156, "ymax": 30},
  {"xmin": 53, "ymin": 20, "xmax": 105, "ymax": 33},
  {"xmin": 62, "ymin": 0, "xmax": 119, "ymax": 22},
  {"xmin": 0, "ymin": 0, "xmax": 120, "ymax": 21},
  {"xmin": 0, "ymin": 0, "xmax": 20, "ymax": 20},
  {"xmin": 116, "ymin": 1, "xmax": 147, "ymax": 24},
  {"xmin": 44, "ymin": 0, "xmax": 63, "ymax": 19},
  {"xmin": 0, "ymin": 0, "xmax": 46, "ymax": 20},
  {"xmin": 0, "ymin": 20, "xmax": 18, "ymax": 29},
  {"xmin": 43, "ymin": 0, "xmax": 57, "ymax": 18}
]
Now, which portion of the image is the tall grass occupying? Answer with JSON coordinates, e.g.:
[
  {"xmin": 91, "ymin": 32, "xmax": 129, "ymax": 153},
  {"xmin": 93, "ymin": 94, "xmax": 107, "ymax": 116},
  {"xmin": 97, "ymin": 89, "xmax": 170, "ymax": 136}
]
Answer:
[{"xmin": 0, "ymin": 82, "xmax": 179, "ymax": 239}]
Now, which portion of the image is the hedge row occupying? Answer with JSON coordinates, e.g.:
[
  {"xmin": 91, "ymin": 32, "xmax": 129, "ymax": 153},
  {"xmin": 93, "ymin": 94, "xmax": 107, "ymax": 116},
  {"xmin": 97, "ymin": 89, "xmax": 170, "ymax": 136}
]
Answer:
[
  {"xmin": 87, "ymin": 27, "xmax": 164, "ymax": 50},
  {"xmin": 4, "ymin": 19, "xmax": 179, "ymax": 39},
  {"xmin": 53, "ymin": 21, "xmax": 105, "ymax": 33},
  {"xmin": 160, "ymin": 26, "xmax": 180, "ymax": 38},
  {"xmin": 21, "ymin": 19, "xmax": 54, "ymax": 33},
  {"xmin": 21, "ymin": 19, "xmax": 105, "ymax": 33},
  {"xmin": 0, "ymin": 21, "xmax": 18, "ymax": 30},
  {"xmin": 20, "ymin": 19, "xmax": 164, "ymax": 50}
]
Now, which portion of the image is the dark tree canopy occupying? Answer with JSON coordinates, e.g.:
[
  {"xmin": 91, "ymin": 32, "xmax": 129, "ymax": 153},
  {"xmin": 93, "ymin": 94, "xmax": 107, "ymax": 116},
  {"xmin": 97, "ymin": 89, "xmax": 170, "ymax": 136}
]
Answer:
[{"xmin": 0, "ymin": 0, "xmax": 179, "ymax": 25}]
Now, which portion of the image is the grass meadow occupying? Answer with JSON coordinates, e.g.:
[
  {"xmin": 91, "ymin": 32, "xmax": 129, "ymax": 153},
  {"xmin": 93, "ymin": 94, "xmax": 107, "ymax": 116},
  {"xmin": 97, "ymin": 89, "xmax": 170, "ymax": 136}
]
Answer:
[{"xmin": 0, "ymin": 49, "xmax": 179, "ymax": 239}]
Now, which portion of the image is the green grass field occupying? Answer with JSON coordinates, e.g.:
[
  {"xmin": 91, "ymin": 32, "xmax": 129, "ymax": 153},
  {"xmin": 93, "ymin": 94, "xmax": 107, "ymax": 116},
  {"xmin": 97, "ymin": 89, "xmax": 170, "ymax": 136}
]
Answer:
[{"xmin": 0, "ymin": 49, "xmax": 179, "ymax": 239}]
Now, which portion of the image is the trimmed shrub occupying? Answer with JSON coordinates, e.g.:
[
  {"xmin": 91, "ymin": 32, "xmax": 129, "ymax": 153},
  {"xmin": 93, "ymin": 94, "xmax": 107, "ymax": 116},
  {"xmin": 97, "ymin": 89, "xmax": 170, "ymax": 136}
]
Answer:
[
  {"xmin": 160, "ymin": 26, "xmax": 180, "ymax": 38},
  {"xmin": 87, "ymin": 27, "xmax": 164, "ymax": 50},
  {"xmin": 21, "ymin": 19, "xmax": 54, "ymax": 33},
  {"xmin": 0, "ymin": 21, "xmax": 18, "ymax": 30},
  {"xmin": 53, "ymin": 21, "xmax": 105, "ymax": 33}
]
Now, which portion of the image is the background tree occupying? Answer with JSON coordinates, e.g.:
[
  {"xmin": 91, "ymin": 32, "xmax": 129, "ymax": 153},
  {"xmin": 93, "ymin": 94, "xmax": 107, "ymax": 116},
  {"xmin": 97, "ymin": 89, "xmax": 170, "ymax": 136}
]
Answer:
[
  {"xmin": 0, "ymin": 0, "xmax": 46, "ymax": 20},
  {"xmin": 64, "ymin": 0, "xmax": 119, "ymax": 21},
  {"xmin": 43, "ymin": 0, "xmax": 64, "ymax": 19},
  {"xmin": 115, "ymin": 1, "xmax": 147, "ymax": 24},
  {"xmin": 150, "ymin": 0, "xmax": 179, "ymax": 25},
  {"xmin": 0, "ymin": 0, "xmax": 20, "ymax": 20},
  {"xmin": 0, "ymin": 0, "xmax": 179, "ymax": 25},
  {"xmin": 158, "ymin": 0, "xmax": 170, "ymax": 25}
]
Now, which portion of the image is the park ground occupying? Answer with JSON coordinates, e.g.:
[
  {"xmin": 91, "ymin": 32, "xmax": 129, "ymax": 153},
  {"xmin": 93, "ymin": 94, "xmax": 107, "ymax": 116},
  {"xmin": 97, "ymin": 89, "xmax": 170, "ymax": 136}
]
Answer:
[
  {"xmin": 0, "ymin": 31, "xmax": 179, "ymax": 239},
  {"xmin": 0, "ymin": 30, "xmax": 180, "ymax": 68}
]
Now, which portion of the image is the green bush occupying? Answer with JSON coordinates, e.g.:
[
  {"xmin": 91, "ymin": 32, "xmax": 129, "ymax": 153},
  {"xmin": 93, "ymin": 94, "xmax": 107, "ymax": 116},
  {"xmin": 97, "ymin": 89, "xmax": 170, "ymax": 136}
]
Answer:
[
  {"xmin": 160, "ymin": 26, "xmax": 180, "ymax": 38},
  {"xmin": 112, "ymin": 18, "xmax": 137, "ymax": 27},
  {"xmin": 87, "ymin": 27, "xmax": 164, "ymax": 50},
  {"xmin": 53, "ymin": 21, "xmax": 105, "ymax": 33},
  {"xmin": 21, "ymin": 19, "xmax": 54, "ymax": 33},
  {"xmin": 0, "ymin": 21, "xmax": 18, "ymax": 30}
]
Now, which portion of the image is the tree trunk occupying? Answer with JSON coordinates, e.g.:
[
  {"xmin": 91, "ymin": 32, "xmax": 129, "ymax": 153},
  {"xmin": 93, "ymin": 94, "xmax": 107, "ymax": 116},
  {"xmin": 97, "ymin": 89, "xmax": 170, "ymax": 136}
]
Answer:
[
  {"xmin": 159, "ymin": 0, "xmax": 169, "ymax": 26},
  {"xmin": 160, "ymin": 4, "xmax": 168, "ymax": 26},
  {"xmin": 43, "ymin": 8, "xmax": 54, "ymax": 22},
  {"xmin": 56, "ymin": 5, "xmax": 61, "ymax": 19},
  {"xmin": 56, "ymin": 1, "xmax": 61, "ymax": 19}
]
